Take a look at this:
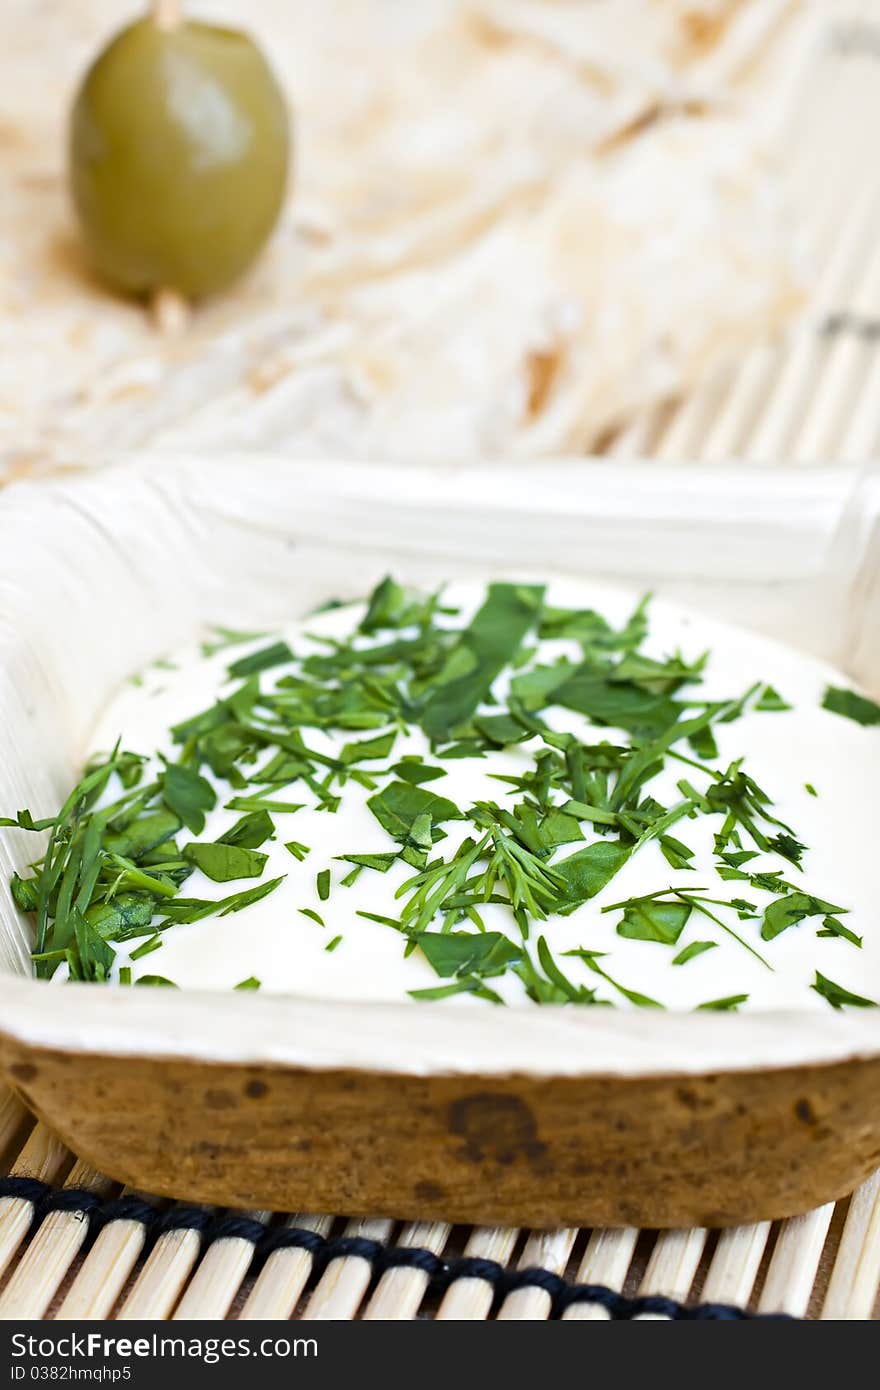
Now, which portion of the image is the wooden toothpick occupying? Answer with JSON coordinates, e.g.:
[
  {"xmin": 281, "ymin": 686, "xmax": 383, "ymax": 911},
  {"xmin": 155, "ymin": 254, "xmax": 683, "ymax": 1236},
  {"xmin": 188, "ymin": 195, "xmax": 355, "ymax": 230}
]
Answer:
[
  {"xmin": 152, "ymin": 0, "xmax": 182, "ymax": 31},
  {"xmin": 152, "ymin": 286, "xmax": 191, "ymax": 337},
  {"xmin": 149, "ymin": 4, "xmax": 192, "ymax": 333}
]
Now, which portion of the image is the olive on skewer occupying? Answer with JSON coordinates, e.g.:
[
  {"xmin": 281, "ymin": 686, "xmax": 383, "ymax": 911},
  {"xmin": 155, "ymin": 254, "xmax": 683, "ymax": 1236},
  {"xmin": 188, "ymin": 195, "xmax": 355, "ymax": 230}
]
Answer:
[{"xmin": 68, "ymin": 1, "xmax": 290, "ymax": 322}]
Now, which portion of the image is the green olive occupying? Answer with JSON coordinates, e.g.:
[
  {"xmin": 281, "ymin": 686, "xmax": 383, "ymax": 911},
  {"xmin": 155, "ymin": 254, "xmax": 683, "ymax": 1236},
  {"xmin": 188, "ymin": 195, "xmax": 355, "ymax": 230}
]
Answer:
[{"xmin": 69, "ymin": 18, "xmax": 290, "ymax": 299}]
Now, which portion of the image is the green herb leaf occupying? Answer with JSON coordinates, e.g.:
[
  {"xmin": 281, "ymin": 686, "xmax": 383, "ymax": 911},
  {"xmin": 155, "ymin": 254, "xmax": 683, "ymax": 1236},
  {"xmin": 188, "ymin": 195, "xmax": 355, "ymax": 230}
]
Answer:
[
  {"xmin": 367, "ymin": 781, "xmax": 461, "ymax": 841},
  {"xmin": 821, "ymin": 686, "xmax": 880, "ymax": 726},
  {"xmin": 697, "ymin": 994, "xmax": 748, "ymax": 1011},
  {"xmin": 227, "ymin": 641, "xmax": 294, "ymax": 678},
  {"xmin": 812, "ymin": 971, "xmax": 877, "ymax": 1010},
  {"xmin": 183, "ymin": 842, "xmax": 268, "ymax": 883},
  {"xmin": 419, "ymin": 584, "xmax": 544, "ymax": 742},
  {"xmin": 617, "ymin": 899, "xmax": 692, "ymax": 946},
  {"xmin": 761, "ymin": 891, "xmax": 847, "ymax": 942},
  {"xmin": 217, "ymin": 810, "xmax": 274, "ymax": 850},
  {"xmin": 162, "ymin": 763, "xmax": 216, "ymax": 835},
  {"xmin": 413, "ymin": 930, "xmax": 522, "ymax": 979},
  {"xmin": 552, "ymin": 842, "xmax": 631, "ymax": 915},
  {"xmin": 672, "ymin": 940, "xmax": 717, "ymax": 966}
]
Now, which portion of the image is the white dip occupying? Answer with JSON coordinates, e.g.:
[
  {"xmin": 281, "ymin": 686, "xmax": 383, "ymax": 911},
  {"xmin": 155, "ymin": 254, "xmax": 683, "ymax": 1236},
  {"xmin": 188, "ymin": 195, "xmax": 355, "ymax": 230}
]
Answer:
[{"xmin": 83, "ymin": 578, "xmax": 879, "ymax": 1011}]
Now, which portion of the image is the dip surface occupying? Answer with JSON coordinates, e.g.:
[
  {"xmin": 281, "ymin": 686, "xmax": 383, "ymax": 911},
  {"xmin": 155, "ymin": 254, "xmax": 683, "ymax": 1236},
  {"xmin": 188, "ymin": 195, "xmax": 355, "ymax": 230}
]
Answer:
[{"xmin": 73, "ymin": 577, "xmax": 879, "ymax": 1011}]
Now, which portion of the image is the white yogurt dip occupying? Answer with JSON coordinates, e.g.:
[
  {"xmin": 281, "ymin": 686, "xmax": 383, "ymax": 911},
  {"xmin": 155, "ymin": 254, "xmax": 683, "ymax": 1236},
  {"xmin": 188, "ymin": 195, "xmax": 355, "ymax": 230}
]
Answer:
[{"xmin": 82, "ymin": 578, "xmax": 879, "ymax": 1011}]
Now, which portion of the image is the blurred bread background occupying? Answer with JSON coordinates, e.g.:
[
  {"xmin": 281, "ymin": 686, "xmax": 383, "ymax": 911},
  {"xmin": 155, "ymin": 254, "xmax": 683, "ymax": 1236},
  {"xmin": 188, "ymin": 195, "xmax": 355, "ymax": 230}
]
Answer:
[{"xmin": 0, "ymin": 0, "xmax": 872, "ymax": 475}]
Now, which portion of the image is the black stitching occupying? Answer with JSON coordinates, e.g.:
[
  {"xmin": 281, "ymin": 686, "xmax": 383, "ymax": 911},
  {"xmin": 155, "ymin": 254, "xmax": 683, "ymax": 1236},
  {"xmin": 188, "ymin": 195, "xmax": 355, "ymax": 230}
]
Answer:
[
  {"xmin": 152, "ymin": 1205, "xmax": 213, "ymax": 1239},
  {"xmin": 258, "ymin": 1226, "xmax": 327, "ymax": 1259},
  {"xmin": 0, "ymin": 1176, "xmax": 52, "ymax": 1205},
  {"xmin": 377, "ymin": 1246, "xmax": 443, "ymax": 1277},
  {"xmin": 0, "ymin": 1177, "xmax": 796, "ymax": 1319}
]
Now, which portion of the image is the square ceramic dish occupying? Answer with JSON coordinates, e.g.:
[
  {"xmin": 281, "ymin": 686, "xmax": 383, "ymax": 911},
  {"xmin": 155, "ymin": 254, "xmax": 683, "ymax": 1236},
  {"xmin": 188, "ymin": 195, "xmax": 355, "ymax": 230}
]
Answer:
[{"xmin": 0, "ymin": 453, "xmax": 878, "ymax": 1230}]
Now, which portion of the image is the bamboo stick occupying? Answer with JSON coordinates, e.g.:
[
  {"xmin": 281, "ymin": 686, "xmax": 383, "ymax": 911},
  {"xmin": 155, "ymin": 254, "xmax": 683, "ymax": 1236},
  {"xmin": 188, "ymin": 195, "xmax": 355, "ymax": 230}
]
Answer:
[
  {"xmin": 299, "ymin": 1218, "xmax": 394, "ymax": 1321},
  {"xmin": 434, "ymin": 1227, "xmax": 519, "ymax": 1321},
  {"xmin": 116, "ymin": 1221, "xmax": 208, "ymax": 1320},
  {"xmin": 172, "ymin": 1211, "xmax": 269, "ymax": 1320},
  {"xmin": 0, "ymin": 1160, "xmax": 113, "ymax": 1319},
  {"xmin": 238, "ymin": 1215, "xmax": 333, "ymax": 1321},
  {"xmin": 699, "ymin": 1222, "xmax": 771, "ymax": 1308},
  {"xmin": 56, "ymin": 1190, "xmax": 154, "ymax": 1321},
  {"xmin": 362, "ymin": 1221, "xmax": 451, "ymax": 1321},
  {"xmin": 0, "ymin": 1125, "xmax": 71, "ymax": 1283},
  {"xmin": 496, "ymin": 1228, "xmax": 578, "ymax": 1321},
  {"xmin": 821, "ymin": 1173, "xmax": 880, "ymax": 1320},
  {"xmin": 747, "ymin": 188, "xmax": 880, "ymax": 461},
  {"xmin": 561, "ymin": 1227, "xmax": 639, "ymax": 1320},
  {"xmin": 633, "ymin": 1227, "xmax": 708, "ymax": 1319},
  {"xmin": 758, "ymin": 1204, "xmax": 835, "ymax": 1316}
]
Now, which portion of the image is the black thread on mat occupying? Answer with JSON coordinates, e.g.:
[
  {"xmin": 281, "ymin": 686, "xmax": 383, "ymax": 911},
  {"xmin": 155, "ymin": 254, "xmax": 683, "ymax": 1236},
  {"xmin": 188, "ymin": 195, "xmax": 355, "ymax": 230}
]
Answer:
[{"xmin": 0, "ymin": 1176, "xmax": 795, "ymax": 1319}]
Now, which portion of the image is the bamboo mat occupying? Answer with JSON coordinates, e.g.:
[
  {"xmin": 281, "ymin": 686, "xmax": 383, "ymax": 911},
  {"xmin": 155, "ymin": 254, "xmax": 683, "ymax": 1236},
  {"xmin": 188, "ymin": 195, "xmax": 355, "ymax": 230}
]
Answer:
[{"xmin": 2, "ymin": 4, "xmax": 880, "ymax": 1326}]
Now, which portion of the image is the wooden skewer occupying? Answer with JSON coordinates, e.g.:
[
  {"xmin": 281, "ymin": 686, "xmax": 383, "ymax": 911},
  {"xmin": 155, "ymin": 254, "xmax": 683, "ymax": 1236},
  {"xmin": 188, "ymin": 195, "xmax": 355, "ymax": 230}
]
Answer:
[
  {"xmin": 152, "ymin": 0, "xmax": 182, "ymax": 32},
  {"xmin": 152, "ymin": 286, "xmax": 191, "ymax": 338},
  {"xmin": 149, "ymin": 3, "xmax": 192, "ymax": 336}
]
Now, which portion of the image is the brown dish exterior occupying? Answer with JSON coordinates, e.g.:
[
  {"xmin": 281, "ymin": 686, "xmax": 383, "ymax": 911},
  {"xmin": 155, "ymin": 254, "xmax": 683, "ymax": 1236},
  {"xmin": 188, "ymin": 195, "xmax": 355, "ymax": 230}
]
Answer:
[{"xmin": 3, "ymin": 1037, "xmax": 880, "ymax": 1229}]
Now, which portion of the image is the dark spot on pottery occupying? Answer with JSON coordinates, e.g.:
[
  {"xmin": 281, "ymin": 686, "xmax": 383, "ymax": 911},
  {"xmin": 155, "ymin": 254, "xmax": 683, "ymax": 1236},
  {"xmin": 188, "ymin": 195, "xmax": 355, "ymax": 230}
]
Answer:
[
  {"xmin": 448, "ymin": 1092, "xmax": 545, "ymax": 1165},
  {"xmin": 244, "ymin": 1079, "xmax": 268, "ymax": 1099},
  {"xmin": 413, "ymin": 1180, "xmax": 446, "ymax": 1203}
]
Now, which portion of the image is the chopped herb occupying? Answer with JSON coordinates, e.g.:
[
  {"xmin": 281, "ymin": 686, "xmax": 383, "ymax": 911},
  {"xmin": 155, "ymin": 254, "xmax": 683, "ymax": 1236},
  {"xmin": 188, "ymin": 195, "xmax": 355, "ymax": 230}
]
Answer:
[
  {"xmin": 284, "ymin": 840, "xmax": 310, "ymax": 861},
  {"xmin": 756, "ymin": 685, "xmax": 792, "ymax": 712},
  {"xmin": 419, "ymin": 583, "xmax": 544, "ymax": 742},
  {"xmin": 217, "ymin": 810, "xmax": 274, "ymax": 849},
  {"xmin": 316, "ymin": 869, "xmax": 331, "ymax": 901},
  {"xmin": 697, "ymin": 994, "xmax": 748, "ymax": 1011},
  {"xmin": 672, "ymin": 940, "xmax": 717, "ymax": 966},
  {"xmin": 367, "ymin": 781, "xmax": 460, "ymax": 840},
  {"xmin": 161, "ymin": 762, "xmax": 216, "ymax": 835},
  {"xmin": 821, "ymin": 686, "xmax": 880, "ymax": 727},
  {"xmin": 325, "ymin": 935, "xmax": 343, "ymax": 953},
  {"xmin": 617, "ymin": 899, "xmax": 691, "ymax": 946},
  {"xmin": 298, "ymin": 907, "xmax": 325, "ymax": 927},
  {"xmin": 390, "ymin": 759, "xmax": 447, "ymax": 785},
  {"xmin": 227, "ymin": 641, "xmax": 294, "ymax": 678},
  {"xmin": 812, "ymin": 971, "xmax": 877, "ymax": 1009},
  {"xmin": 183, "ymin": 843, "xmax": 268, "ymax": 883},
  {"xmin": 128, "ymin": 935, "xmax": 163, "ymax": 961},
  {"xmin": 235, "ymin": 976, "xmax": 261, "ymax": 990},
  {"xmin": 761, "ymin": 892, "xmax": 847, "ymax": 942}
]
